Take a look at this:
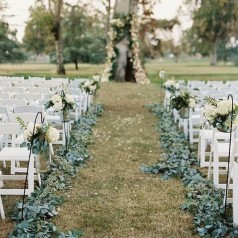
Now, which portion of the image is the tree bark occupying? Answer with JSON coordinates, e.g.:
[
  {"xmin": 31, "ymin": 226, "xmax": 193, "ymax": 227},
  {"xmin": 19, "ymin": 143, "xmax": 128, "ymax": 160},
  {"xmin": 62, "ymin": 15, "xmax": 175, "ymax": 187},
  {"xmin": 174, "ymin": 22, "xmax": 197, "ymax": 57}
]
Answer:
[
  {"xmin": 53, "ymin": 0, "xmax": 66, "ymax": 75},
  {"xmin": 210, "ymin": 39, "xmax": 218, "ymax": 66},
  {"xmin": 74, "ymin": 58, "xmax": 78, "ymax": 70},
  {"xmin": 113, "ymin": 0, "xmax": 131, "ymax": 82}
]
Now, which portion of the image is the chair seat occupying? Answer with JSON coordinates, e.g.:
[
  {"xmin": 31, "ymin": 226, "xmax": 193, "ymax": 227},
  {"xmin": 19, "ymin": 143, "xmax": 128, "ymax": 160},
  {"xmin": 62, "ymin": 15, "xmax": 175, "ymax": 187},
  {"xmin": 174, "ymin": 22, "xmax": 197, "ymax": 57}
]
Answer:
[{"xmin": 0, "ymin": 147, "xmax": 30, "ymax": 160}]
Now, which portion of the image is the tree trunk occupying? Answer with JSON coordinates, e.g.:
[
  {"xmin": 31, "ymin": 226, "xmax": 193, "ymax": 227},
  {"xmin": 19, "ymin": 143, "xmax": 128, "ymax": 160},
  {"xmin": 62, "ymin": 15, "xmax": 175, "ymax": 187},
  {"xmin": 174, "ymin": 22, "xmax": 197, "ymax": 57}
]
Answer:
[
  {"xmin": 114, "ymin": 0, "xmax": 135, "ymax": 82},
  {"xmin": 210, "ymin": 40, "xmax": 218, "ymax": 66},
  {"xmin": 106, "ymin": 0, "xmax": 111, "ymax": 44},
  {"xmin": 115, "ymin": 38, "xmax": 130, "ymax": 81},
  {"xmin": 53, "ymin": 0, "xmax": 66, "ymax": 75},
  {"xmin": 74, "ymin": 58, "xmax": 78, "ymax": 70}
]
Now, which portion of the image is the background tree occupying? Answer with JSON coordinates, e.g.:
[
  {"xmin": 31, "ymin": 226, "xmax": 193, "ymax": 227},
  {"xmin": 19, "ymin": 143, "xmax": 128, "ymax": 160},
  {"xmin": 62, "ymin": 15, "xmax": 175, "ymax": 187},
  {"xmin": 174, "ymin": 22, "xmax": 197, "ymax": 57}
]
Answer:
[
  {"xmin": 23, "ymin": 5, "xmax": 54, "ymax": 57},
  {"xmin": 51, "ymin": 0, "xmax": 65, "ymax": 74},
  {"xmin": 63, "ymin": 3, "xmax": 106, "ymax": 70},
  {"xmin": 0, "ymin": 0, "xmax": 26, "ymax": 63},
  {"xmin": 184, "ymin": 0, "xmax": 238, "ymax": 65},
  {"xmin": 0, "ymin": 21, "xmax": 26, "ymax": 63}
]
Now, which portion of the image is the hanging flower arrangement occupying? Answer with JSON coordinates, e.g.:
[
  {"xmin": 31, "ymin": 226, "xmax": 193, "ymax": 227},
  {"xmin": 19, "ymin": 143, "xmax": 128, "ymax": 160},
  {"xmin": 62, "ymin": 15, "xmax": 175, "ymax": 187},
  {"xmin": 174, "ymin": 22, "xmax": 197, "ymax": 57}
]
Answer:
[
  {"xmin": 203, "ymin": 96, "xmax": 238, "ymax": 132},
  {"xmin": 45, "ymin": 91, "xmax": 74, "ymax": 112},
  {"xmin": 81, "ymin": 75, "xmax": 101, "ymax": 95}
]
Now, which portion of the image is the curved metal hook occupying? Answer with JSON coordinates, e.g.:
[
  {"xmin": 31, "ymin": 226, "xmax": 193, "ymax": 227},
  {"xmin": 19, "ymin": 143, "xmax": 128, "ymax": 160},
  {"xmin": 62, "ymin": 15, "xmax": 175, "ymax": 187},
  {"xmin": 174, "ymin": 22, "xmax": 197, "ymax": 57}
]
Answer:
[
  {"xmin": 224, "ymin": 94, "xmax": 234, "ymax": 214},
  {"xmin": 22, "ymin": 111, "xmax": 45, "ymax": 221}
]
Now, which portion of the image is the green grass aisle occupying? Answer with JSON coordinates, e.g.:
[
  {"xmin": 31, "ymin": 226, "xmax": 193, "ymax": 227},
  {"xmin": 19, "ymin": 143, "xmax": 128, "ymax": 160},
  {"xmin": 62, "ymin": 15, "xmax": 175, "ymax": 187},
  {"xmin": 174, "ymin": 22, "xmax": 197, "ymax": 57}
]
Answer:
[{"xmin": 55, "ymin": 82, "xmax": 199, "ymax": 238}]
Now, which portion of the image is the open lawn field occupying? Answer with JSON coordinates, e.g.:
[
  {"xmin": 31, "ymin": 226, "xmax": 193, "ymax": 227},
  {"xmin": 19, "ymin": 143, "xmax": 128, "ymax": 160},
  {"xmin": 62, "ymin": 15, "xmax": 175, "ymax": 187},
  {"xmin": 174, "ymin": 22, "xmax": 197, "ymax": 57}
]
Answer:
[{"xmin": 0, "ymin": 60, "xmax": 238, "ymax": 82}]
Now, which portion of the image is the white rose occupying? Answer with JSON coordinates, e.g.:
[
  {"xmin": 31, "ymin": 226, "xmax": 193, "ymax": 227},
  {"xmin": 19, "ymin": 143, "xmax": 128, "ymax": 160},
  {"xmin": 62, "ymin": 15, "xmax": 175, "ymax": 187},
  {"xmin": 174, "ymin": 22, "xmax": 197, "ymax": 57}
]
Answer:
[
  {"xmin": 51, "ymin": 95, "xmax": 62, "ymax": 104},
  {"xmin": 46, "ymin": 126, "xmax": 60, "ymax": 143},
  {"xmin": 65, "ymin": 94, "xmax": 74, "ymax": 104},
  {"xmin": 53, "ymin": 101, "xmax": 63, "ymax": 111},
  {"xmin": 204, "ymin": 104, "xmax": 217, "ymax": 121},
  {"xmin": 159, "ymin": 70, "xmax": 166, "ymax": 80},
  {"xmin": 174, "ymin": 83, "xmax": 180, "ymax": 90},
  {"xmin": 83, "ymin": 80, "xmax": 91, "ymax": 87},
  {"xmin": 89, "ymin": 85, "xmax": 96, "ymax": 92},
  {"xmin": 23, "ymin": 122, "xmax": 40, "ymax": 141},
  {"xmin": 216, "ymin": 100, "xmax": 232, "ymax": 115},
  {"xmin": 92, "ymin": 75, "xmax": 100, "ymax": 83},
  {"xmin": 189, "ymin": 98, "xmax": 196, "ymax": 108},
  {"xmin": 233, "ymin": 116, "xmax": 238, "ymax": 127}
]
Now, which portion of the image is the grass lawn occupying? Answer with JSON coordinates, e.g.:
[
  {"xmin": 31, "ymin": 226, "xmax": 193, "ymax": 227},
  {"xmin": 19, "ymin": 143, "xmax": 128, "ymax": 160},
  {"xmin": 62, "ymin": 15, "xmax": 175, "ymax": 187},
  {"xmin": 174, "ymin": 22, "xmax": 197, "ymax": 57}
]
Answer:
[{"xmin": 0, "ymin": 59, "xmax": 238, "ymax": 83}]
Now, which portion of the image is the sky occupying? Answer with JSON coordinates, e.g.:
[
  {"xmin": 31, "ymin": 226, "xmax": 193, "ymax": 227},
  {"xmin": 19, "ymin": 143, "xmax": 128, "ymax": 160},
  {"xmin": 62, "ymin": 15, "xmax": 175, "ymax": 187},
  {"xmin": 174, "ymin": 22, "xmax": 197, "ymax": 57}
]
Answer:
[{"xmin": 4, "ymin": 0, "xmax": 185, "ymax": 42}]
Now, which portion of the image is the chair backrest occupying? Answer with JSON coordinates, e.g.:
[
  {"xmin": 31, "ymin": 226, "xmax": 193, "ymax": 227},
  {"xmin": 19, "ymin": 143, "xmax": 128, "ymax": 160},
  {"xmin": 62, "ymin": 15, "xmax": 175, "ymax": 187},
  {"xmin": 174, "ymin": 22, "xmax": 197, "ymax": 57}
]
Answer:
[
  {"xmin": 0, "ymin": 106, "xmax": 9, "ymax": 123},
  {"xmin": 14, "ymin": 93, "xmax": 40, "ymax": 101},
  {"xmin": 28, "ymin": 87, "xmax": 50, "ymax": 95},
  {"xmin": 15, "ymin": 82, "xmax": 35, "ymax": 88},
  {"xmin": 0, "ymin": 82, "xmax": 11, "ymax": 87},
  {"xmin": 9, "ymin": 112, "xmax": 44, "ymax": 124},
  {"xmin": 0, "ymin": 123, "xmax": 22, "ymax": 147},
  {"xmin": 2, "ymin": 87, "xmax": 26, "ymax": 93},
  {"xmin": 0, "ymin": 99, "xmax": 26, "ymax": 107},
  {"xmin": 0, "ymin": 92, "xmax": 11, "ymax": 99},
  {"xmin": 13, "ymin": 105, "xmax": 44, "ymax": 114}
]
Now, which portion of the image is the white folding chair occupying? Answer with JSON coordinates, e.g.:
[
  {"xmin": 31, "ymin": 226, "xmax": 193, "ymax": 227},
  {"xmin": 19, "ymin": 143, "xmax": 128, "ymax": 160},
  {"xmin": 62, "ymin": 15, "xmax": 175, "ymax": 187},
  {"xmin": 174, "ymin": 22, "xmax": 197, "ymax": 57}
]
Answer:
[
  {"xmin": 13, "ymin": 105, "xmax": 45, "ymax": 114},
  {"xmin": 0, "ymin": 92, "xmax": 11, "ymax": 99},
  {"xmin": 233, "ymin": 162, "xmax": 238, "ymax": 225},
  {"xmin": 208, "ymin": 129, "xmax": 236, "ymax": 190},
  {"xmin": 188, "ymin": 108, "xmax": 201, "ymax": 144},
  {"xmin": 2, "ymin": 87, "xmax": 26, "ymax": 93},
  {"xmin": 0, "ymin": 99, "xmax": 26, "ymax": 112},
  {"xmin": 14, "ymin": 93, "xmax": 41, "ymax": 105}
]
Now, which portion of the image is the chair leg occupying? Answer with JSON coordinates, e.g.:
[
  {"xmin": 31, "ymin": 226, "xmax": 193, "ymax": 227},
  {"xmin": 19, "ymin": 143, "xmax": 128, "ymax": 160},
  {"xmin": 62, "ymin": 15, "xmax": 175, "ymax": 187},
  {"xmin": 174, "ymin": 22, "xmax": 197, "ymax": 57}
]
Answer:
[
  {"xmin": 0, "ymin": 171, "xmax": 5, "ymax": 220},
  {"xmin": 0, "ymin": 196, "xmax": 5, "ymax": 220},
  {"xmin": 37, "ymin": 173, "xmax": 41, "ymax": 186}
]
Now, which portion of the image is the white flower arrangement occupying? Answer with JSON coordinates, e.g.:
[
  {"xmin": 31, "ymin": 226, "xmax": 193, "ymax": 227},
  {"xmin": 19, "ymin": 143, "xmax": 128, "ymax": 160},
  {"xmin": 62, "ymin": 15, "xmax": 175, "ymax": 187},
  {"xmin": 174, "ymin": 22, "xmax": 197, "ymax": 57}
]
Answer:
[
  {"xmin": 159, "ymin": 70, "xmax": 167, "ymax": 80},
  {"xmin": 45, "ymin": 91, "xmax": 74, "ymax": 112},
  {"xmin": 81, "ymin": 75, "xmax": 100, "ymax": 94},
  {"xmin": 163, "ymin": 78, "xmax": 180, "ymax": 93},
  {"xmin": 170, "ymin": 90, "xmax": 197, "ymax": 110},
  {"xmin": 17, "ymin": 118, "xmax": 60, "ymax": 155},
  {"xmin": 203, "ymin": 97, "xmax": 238, "ymax": 132}
]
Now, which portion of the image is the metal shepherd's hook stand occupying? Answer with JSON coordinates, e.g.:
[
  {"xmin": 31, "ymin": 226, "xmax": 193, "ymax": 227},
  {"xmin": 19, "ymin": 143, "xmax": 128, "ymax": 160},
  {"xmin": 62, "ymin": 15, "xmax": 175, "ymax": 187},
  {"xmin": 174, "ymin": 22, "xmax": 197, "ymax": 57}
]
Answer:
[
  {"xmin": 224, "ymin": 94, "xmax": 234, "ymax": 214},
  {"xmin": 61, "ymin": 90, "xmax": 69, "ymax": 154},
  {"xmin": 22, "ymin": 111, "xmax": 44, "ymax": 221}
]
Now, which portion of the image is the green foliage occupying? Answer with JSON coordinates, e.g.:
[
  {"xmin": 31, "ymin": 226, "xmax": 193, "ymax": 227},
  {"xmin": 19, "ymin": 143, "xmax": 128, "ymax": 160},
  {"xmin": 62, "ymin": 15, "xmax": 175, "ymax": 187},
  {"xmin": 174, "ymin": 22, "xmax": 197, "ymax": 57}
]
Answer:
[
  {"xmin": 169, "ymin": 90, "xmax": 195, "ymax": 110},
  {"xmin": 63, "ymin": 5, "xmax": 106, "ymax": 66},
  {"xmin": 23, "ymin": 5, "xmax": 54, "ymax": 55},
  {"xmin": 9, "ymin": 104, "xmax": 104, "ymax": 237},
  {"xmin": 184, "ymin": 0, "xmax": 238, "ymax": 64},
  {"xmin": 142, "ymin": 103, "xmax": 238, "ymax": 237},
  {"xmin": 0, "ymin": 21, "xmax": 26, "ymax": 63}
]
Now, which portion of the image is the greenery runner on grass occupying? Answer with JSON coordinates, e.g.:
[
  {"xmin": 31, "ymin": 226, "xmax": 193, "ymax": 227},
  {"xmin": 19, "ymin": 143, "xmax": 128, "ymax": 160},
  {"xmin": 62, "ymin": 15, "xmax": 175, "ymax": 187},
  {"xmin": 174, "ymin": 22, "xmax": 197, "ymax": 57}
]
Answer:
[
  {"xmin": 0, "ymin": 104, "xmax": 103, "ymax": 237},
  {"xmin": 143, "ymin": 103, "xmax": 238, "ymax": 237}
]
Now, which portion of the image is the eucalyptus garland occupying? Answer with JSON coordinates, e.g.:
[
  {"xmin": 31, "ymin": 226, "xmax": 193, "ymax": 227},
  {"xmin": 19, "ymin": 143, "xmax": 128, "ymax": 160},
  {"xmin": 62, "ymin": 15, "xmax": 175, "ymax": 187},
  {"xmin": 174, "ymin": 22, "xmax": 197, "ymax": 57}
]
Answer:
[
  {"xmin": 142, "ymin": 104, "xmax": 238, "ymax": 237},
  {"xmin": 8, "ymin": 104, "xmax": 104, "ymax": 238}
]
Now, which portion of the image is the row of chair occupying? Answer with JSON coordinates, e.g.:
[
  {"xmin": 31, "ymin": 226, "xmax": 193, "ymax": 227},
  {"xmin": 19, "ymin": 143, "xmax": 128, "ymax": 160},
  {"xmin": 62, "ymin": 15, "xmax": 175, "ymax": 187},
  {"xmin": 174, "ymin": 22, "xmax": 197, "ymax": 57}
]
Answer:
[
  {"xmin": 164, "ymin": 80, "xmax": 238, "ymax": 226},
  {"xmin": 0, "ymin": 77, "xmax": 94, "ymax": 219}
]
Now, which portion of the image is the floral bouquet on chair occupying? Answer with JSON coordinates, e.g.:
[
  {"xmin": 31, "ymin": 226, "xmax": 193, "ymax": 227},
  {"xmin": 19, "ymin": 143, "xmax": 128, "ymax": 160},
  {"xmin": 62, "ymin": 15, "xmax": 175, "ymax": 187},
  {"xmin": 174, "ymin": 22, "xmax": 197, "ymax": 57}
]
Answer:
[
  {"xmin": 17, "ymin": 118, "xmax": 60, "ymax": 172},
  {"xmin": 170, "ymin": 90, "xmax": 197, "ymax": 119},
  {"xmin": 45, "ymin": 91, "xmax": 74, "ymax": 122},
  {"xmin": 203, "ymin": 96, "xmax": 238, "ymax": 132},
  {"xmin": 163, "ymin": 78, "xmax": 180, "ymax": 93},
  {"xmin": 81, "ymin": 75, "xmax": 100, "ymax": 95}
]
